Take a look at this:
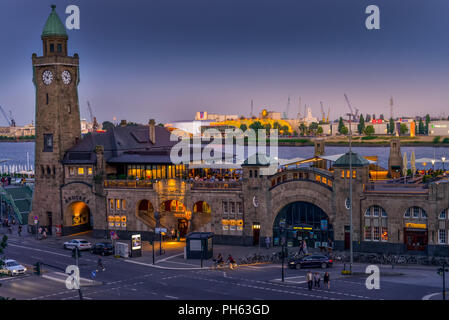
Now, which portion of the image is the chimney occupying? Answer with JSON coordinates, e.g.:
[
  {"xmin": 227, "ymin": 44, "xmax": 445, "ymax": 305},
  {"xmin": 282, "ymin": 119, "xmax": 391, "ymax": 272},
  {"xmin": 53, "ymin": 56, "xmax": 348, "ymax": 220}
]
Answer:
[
  {"xmin": 149, "ymin": 119, "xmax": 156, "ymax": 144},
  {"xmin": 120, "ymin": 120, "xmax": 127, "ymax": 127}
]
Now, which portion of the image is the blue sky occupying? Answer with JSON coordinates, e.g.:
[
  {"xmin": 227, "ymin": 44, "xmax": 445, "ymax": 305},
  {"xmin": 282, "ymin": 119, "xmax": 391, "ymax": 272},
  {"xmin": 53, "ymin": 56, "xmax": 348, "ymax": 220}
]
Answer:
[{"xmin": 1, "ymin": 0, "xmax": 449, "ymax": 125}]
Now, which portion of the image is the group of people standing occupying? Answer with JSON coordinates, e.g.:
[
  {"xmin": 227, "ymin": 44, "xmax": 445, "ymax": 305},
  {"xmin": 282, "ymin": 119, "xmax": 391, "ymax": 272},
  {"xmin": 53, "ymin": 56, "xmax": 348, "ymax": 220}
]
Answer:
[
  {"xmin": 1, "ymin": 217, "xmax": 21, "ymax": 235},
  {"xmin": 306, "ymin": 271, "xmax": 330, "ymax": 290}
]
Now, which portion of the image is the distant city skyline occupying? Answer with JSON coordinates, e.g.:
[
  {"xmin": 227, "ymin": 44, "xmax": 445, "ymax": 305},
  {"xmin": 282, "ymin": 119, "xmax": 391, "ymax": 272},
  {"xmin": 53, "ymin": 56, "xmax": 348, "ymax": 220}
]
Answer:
[{"xmin": 1, "ymin": 0, "xmax": 449, "ymax": 126}]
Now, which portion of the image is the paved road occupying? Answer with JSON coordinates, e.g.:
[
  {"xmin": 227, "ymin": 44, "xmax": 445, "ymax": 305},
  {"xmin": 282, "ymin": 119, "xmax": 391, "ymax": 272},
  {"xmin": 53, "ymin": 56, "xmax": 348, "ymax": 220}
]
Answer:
[{"xmin": 1, "ymin": 234, "xmax": 447, "ymax": 300}]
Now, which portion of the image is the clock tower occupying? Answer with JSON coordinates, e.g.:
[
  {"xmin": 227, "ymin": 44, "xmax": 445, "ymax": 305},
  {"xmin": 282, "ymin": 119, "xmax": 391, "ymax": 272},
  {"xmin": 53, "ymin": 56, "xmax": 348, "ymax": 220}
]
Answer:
[{"xmin": 30, "ymin": 5, "xmax": 81, "ymax": 233}]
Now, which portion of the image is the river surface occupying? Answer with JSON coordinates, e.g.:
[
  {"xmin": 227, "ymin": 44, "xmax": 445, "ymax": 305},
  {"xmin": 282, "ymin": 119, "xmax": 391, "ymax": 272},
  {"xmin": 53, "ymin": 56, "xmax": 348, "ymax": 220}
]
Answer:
[{"xmin": 1, "ymin": 142, "xmax": 448, "ymax": 171}]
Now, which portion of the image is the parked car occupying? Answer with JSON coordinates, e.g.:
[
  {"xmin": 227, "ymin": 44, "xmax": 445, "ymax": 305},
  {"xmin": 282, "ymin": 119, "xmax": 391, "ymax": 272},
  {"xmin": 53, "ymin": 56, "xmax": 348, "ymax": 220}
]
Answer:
[
  {"xmin": 288, "ymin": 254, "xmax": 333, "ymax": 269},
  {"xmin": 63, "ymin": 239, "xmax": 92, "ymax": 251},
  {"xmin": 90, "ymin": 242, "xmax": 114, "ymax": 256},
  {"xmin": 1, "ymin": 259, "xmax": 27, "ymax": 276}
]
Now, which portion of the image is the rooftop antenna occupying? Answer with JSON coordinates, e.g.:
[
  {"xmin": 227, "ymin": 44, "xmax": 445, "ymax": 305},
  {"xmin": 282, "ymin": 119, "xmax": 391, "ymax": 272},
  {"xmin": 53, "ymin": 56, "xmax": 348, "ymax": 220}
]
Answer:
[
  {"xmin": 390, "ymin": 96, "xmax": 394, "ymax": 120},
  {"xmin": 250, "ymin": 99, "xmax": 254, "ymax": 118}
]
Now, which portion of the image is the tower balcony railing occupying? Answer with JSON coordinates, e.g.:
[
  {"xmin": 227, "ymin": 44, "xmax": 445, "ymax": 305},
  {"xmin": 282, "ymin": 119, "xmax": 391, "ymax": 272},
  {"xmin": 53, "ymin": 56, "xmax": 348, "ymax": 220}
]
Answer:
[
  {"xmin": 190, "ymin": 180, "xmax": 242, "ymax": 191},
  {"xmin": 104, "ymin": 179, "xmax": 154, "ymax": 189},
  {"xmin": 364, "ymin": 182, "xmax": 429, "ymax": 194}
]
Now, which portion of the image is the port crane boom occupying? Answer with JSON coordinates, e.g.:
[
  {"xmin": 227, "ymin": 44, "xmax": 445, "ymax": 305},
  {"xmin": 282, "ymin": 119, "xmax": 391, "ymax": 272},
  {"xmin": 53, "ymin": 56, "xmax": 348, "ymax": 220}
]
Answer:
[{"xmin": 0, "ymin": 105, "xmax": 15, "ymax": 127}]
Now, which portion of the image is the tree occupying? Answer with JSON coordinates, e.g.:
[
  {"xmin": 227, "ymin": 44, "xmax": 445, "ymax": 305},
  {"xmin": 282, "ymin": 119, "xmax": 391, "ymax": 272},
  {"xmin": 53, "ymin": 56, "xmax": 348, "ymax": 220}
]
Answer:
[
  {"xmin": 400, "ymin": 123, "xmax": 409, "ymax": 135},
  {"xmin": 263, "ymin": 123, "xmax": 272, "ymax": 136},
  {"xmin": 418, "ymin": 118, "xmax": 424, "ymax": 135},
  {"xmin": 340, "ymin": 126, "xmax": 348, "ymax": 135},
  {"xmin": 379, "ymin": 114, "xmax": 384, "ymax": 120},
  {"xmin": 388, "ymin": 118, "xmax": 395, "ymax": 135},
  {"xmin": 338, "ymin": 117, "xmax": 344, "ymax": 134},
  {"xmin": 317, "ymin": 126, "xmax": 323, "ymax": 135},
  {"xmin": 239, "ymin": 124, "xmax": 248, "ymax": 132},
  {"xmin": 299, "ymin": 123, "xmax": 307, "ymax": 136},
  {"xmin": 292, "ymin": 130, "xmax": 298, "ymax": 136},
  {"xmin": 358, "ymin": 114, "xmax": 365, "ymax": 134},
  {"xmin": 364, "ymin": 125, "xmax": 375, "ymax": 136},
  {"xmin": 425, "ymin": 114, "xmax": 431, "ymax": 135},
  {"xmin": 0, "ymin": 235, "xmax": 12, "ymax": 300},
  {"xmin": 102, "ymin": 121, "xmax": 114, "ymax": 132}
]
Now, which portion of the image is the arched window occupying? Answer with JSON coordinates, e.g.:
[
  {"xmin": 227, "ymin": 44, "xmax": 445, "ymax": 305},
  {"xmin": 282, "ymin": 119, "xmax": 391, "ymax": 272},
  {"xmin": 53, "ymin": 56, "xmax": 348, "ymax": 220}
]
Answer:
[
  {"xmin": 440, "ymin": 209, "xmax": 449, "ymax": 220},
  {"xmin": 364, "ymin": 205, "xmax": 388, "ymax": 241},
  {"xmin": 404, "ymin": 206, "xmax": 427, "ymax": 219}
]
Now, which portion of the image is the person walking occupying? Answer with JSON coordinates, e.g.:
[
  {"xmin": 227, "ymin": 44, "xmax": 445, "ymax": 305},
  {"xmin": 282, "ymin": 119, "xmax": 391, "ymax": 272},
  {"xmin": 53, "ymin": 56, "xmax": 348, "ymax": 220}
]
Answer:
[
  {"xmin": 42, "ymin": 228, "xmax": 47, "ymax": 239},
  {"xmin": 306, "ymin": 271, "xmax": 313, "ymax": 291},
  {"xmin": 298, "ymin": 240, "xmax": 304, "ymax": 255},
  {"xmin": 303, "ymin": 240, "xmax": 308, "ymax": 255},
  {"xmin": 323, "ymin": 272, "xmax": 330, "ymax": 289},
  {"xmin": 18, "ymin": 225, "xmax": 22, "ymax": 237},
  {"xmin": 265, "ymin": 236, "xmax": 270, "ymax": 249},
  {"xmin": 314, "ymin": 272, "xmax": 321, "ymax": 288}
]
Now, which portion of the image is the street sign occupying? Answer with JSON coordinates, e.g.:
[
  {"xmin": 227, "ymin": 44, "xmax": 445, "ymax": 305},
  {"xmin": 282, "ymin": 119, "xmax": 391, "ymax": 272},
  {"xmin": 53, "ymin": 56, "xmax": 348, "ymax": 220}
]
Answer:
[
  {"xmin": 155, "ymin": 227, "xmax": 167, "ymax": 234},
  {"xmin": 345, "ymin": 198, "xmax": 351, "ymax": 210}
]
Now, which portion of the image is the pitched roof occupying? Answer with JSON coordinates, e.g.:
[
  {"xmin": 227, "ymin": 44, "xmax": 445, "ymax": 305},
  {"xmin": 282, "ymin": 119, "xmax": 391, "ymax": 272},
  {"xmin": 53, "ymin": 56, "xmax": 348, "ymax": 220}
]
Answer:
[
  {"xmin": 42, "ymin": 5, "xmax": 68, "ymax": 38},
  {"xmin": 334, "ymin": 152, "xmax": 370, "ymax": 167},
  {"xmin": 63, "ymin": 125, "xmax": 178, "ymax": 164}
]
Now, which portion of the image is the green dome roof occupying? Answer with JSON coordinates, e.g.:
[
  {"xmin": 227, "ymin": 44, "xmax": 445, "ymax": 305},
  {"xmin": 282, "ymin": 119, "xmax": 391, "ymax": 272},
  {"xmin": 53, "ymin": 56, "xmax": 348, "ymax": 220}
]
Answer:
[
  {"xmin": 41, "ymin": 5, "xmax": 67, "ymax": 38},
  {"xmin": 334, "ymin": 152, "xmax": 370, "ymax": 168}
]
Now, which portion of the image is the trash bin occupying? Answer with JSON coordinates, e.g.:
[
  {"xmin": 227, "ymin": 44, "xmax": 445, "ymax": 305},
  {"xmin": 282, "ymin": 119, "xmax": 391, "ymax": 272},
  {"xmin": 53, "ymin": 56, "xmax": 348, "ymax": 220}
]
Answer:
[{"xmin": 185, "ymin": 232, "xmax": 213, "ymax": 259}]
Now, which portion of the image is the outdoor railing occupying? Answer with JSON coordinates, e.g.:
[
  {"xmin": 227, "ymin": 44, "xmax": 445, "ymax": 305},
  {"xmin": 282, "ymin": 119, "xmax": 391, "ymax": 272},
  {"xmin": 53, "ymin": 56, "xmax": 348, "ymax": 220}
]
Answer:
[
  {"xmin": 190, "ymin": 181, "xmax": 242, "ymax": 190},
  {"xmin": 269, "ymin": 167, "xmax": 334, "ymax": 191},
  {"xmin": 104, "ymin": 180, "xmax": 154, "ymax": 189},
  {"xmin": 364, "ymin": 182, "xmax": 429, "ymax": 194}
]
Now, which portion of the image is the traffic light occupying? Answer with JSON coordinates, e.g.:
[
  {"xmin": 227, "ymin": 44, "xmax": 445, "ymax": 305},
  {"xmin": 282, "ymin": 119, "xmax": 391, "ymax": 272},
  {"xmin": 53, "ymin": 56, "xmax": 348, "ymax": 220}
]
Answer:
[{"xmin": 33, "ymin": 262, "xmax": 41, "ymax": 275}]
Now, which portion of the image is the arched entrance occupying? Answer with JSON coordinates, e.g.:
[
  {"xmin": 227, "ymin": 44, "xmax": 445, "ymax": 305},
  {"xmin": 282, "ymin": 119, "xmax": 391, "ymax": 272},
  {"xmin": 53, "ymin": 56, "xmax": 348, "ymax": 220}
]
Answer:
[
  {"xmin": 273, "ymin": 201, "xmax": 333, "ymax": 248},
  {"xmin": 67, "ymin": 201, "xmax": 91, "ymax": 233},
  {"xmin": 160, "ymin": 200, "xmax": 189, "ymax": 238},
  {"xmin": 192, "ymin": 201, "xmax": 212, "ymax": 232}
]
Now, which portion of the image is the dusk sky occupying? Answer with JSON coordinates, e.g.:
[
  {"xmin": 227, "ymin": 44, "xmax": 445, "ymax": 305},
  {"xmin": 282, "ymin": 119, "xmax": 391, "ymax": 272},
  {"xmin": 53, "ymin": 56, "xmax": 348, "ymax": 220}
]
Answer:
[{"xmin": 1, "ymin": 0, "xmax": 449, "ymax": 125}]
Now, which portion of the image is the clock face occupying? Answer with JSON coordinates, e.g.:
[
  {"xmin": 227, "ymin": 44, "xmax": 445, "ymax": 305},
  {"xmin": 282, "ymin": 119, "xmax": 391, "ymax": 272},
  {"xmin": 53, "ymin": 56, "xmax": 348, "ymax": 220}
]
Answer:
[
  {"xmin": 42, "ymin": 70, "xmax": 53, "ymax": 85},
  {"xmin": 62, "ymin": 70, "xmax": 71, "ymax": 85}
]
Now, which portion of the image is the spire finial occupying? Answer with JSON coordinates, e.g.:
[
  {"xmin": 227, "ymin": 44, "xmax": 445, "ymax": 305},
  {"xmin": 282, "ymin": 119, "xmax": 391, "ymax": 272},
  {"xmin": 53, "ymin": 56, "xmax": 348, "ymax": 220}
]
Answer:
[{"xmin": 51, "ymin": 4, "xmax": 56, "ymax": 10}]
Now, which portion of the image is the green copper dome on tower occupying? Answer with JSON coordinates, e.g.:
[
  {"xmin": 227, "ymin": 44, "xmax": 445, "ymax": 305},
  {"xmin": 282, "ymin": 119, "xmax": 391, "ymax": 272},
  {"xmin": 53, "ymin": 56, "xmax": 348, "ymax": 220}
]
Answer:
[{"xmin": 41, "ymin": 5, "xmax": 68, "ymax": 38}]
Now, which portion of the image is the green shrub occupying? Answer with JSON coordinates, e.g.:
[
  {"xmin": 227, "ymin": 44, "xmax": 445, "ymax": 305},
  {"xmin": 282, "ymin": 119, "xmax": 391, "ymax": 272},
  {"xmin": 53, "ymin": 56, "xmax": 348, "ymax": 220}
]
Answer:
[
  {"xmin": 361, "ymin": 136, "xmax": 378, "ymax": 140},
  {"xmin": 442, "ymin": 138, "xmax": 449, "ymax": 144},
  {"xmin": 433, "ymin": 136, "xmax": 441, "ymax": 143}
]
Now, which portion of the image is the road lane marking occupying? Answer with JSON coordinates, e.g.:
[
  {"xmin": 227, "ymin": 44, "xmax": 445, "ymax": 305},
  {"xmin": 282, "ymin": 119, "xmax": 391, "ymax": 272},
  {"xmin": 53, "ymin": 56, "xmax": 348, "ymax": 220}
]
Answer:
[
  {"xmin": 422, "ymin": 292, "xmax": 445, "ymax": 300},
  {"xmin": 124, "ymin": 259, "xmax": 211, "ymax": 270},
  {"xmin": 8, "ymin": 243, "xmax": 70, "ymax": 258}
]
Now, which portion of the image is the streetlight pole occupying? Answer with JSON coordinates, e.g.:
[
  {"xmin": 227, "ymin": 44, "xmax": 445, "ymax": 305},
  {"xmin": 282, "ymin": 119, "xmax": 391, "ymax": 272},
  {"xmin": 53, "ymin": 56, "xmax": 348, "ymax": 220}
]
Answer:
[
  {"xmin": 348, "ymin": 114, "xmax": 353, "ymax": 274},
  {"xmin": 281, "ymin": 227, "xmax": 285, "ymax": 282},
  {"xmin": 442, "ymin": 157, "xmax": 446, "ymax": 172}
]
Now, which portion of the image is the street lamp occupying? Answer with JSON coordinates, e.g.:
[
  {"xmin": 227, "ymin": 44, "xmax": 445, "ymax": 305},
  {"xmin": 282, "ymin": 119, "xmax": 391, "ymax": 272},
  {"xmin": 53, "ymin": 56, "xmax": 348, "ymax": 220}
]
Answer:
[
  {"xmin": 442, "ymin": 157, "xmax": 446, "ymax": 172},
  {"xmin": 154, "ymin": 210, "xmax": 162, "ymax": 255},
  {"xmin": 432, "ymin": 159, "xmax": 436, "ymax": 171}
]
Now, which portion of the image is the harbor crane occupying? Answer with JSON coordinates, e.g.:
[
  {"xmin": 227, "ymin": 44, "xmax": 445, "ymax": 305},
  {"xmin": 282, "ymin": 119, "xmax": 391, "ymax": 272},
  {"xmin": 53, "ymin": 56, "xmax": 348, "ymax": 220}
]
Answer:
[
  {"xmin": 87, "ymin": 101, "xmax": 99, "ymax": 132},
  {"xmin": 320, "ymin": 101, "xmax": 326, "ymax": 123},
  {"xmin": 0, "ymin": 105, "xmax": 16, "ymax": 127},
  {"xmin": 344, "ymin": 94, "xmax": 359, "ymax": 122}
]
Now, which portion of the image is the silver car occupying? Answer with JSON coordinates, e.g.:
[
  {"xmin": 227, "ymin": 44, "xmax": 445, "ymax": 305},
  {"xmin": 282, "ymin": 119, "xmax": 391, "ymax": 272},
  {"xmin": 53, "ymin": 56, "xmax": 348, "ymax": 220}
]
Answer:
[
  {"xmin": 2, "ymin": 259, "xmax": 27, "ymax": 276},
  {"xmin": 63, "ymin": 239, "xmax": 92, "ymax": 251}
]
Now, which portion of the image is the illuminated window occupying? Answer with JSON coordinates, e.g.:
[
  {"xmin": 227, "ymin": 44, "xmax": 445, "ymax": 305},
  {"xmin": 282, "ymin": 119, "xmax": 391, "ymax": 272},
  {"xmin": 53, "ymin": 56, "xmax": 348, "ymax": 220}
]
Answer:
[
  {"xmin": 69, "ymin": 167, "xmax": 75, "ymax": 176},
  {"xmin": 352, "ymin": 170, "xmax": 356, "ymax": 178},
  {"xmin": 116, "ymin": 199, "xmax": 121, "ymax": 210},
  {"xmin": 78, "ymin": 167, "xmax": 85, "ymax": 175},
  {"xmin": 322, "ymin": 177, "xmax": 327, "ymax": 184},
  {"xmin": 364, "ymin": 206, "xmax": 388, "ymax": 242},
  {"xmin": 346, "ymin": 170, "xmax": 350, "ymax": 178},
  {"xmin": 316, "ymin": 175, "xmax": 321, "ymax": 182},
  {"xmin": 122, "ymin": 199, "xmax": 126, "ymax": 210},
  {"xmin": 109, "ymin": 199, "xmax": 114, "ymax": 211},
  {"xmin": 88, "ymin": 167, "xmax": 93, "ymax": 175},
  {"xmin": 341, "ymin": 171, "xmax": 345, "ymax": 178},
  {"xmin": 373, "ymin": 226, "xmax": 380, "ymax": 241}
]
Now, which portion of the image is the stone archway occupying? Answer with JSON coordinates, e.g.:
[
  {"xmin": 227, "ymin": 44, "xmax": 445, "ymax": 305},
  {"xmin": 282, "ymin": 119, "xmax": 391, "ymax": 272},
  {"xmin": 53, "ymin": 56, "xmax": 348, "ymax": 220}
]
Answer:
[
  {"xmin": 66, "ymin": 201, "xmax": 91, "ymax": 234},
  {"xmin": 159, "ymin": 200, "xmax": 189, "ymax": 238},
  {"xmin": 137, "ymin": 199, "xmax": 155, "ymax": 228},
  {"xmin": 191, "ymin": 201, "xmax": 212, "ymax": 232},
  {"xmin": 272, "ymin": 201, "xmax": 333, "ymax": 248}
]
